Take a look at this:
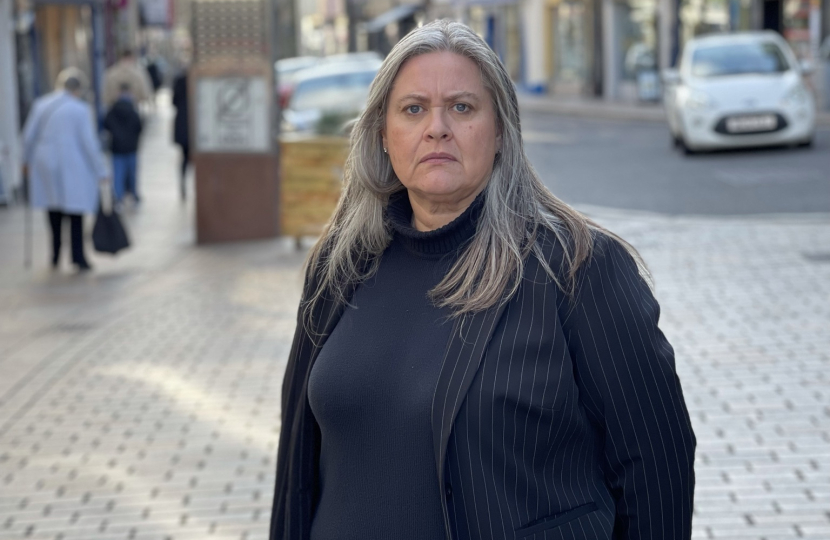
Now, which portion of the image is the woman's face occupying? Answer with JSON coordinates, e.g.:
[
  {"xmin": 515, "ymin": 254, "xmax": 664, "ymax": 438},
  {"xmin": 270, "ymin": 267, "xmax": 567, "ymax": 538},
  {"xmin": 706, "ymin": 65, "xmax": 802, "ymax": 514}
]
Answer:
[{"xmin": 382, "ymin": 51, "xmax": 501, "ymax": 207}]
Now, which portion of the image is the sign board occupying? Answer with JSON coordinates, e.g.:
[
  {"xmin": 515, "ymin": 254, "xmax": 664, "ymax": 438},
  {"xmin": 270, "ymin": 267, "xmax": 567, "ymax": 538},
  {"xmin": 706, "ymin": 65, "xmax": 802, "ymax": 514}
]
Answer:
[
  {"xmin": 140, "ymin": 0, "xmax": 170, "ymax": 25},
  {"xmin": 196, "ymin": 76, "xmax": 270, "ymax": 153}
]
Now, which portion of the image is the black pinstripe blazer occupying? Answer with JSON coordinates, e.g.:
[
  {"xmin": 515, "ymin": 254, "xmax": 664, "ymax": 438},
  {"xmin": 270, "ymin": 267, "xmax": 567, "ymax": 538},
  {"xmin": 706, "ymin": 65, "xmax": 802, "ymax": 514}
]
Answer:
[{"xmin": 270, "ymin": 231, "xmax": 696, "ymax": 540}]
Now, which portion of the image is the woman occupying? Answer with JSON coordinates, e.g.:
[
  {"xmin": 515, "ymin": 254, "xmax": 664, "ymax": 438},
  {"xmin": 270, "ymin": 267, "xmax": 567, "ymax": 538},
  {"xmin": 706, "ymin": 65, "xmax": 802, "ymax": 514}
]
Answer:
[
  {"xmin": 271, "ymin": 20, "xmax": 695, "ymax": 540},
  {"xmin": 172, "ymin": 64, "xmax": 190, "ymax": 200},
  {"xmin": 23, "ymin": 68, "xmax": 109, "ymax": 271}
]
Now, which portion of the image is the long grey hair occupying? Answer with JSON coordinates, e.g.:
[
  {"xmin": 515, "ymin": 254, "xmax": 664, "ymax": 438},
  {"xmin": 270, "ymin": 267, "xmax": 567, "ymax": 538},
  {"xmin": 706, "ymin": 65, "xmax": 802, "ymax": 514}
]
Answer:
[{"xmin": 303, "ymin": 19, "xmax": 645, "ymax": 326}]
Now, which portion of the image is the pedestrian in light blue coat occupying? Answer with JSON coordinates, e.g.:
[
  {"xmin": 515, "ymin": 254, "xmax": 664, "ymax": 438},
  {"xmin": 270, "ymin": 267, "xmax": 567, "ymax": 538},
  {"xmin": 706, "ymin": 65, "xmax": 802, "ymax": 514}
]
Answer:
[{"xmin": 22, "ymin": 69, "xmax": 109, "ymax": 271}]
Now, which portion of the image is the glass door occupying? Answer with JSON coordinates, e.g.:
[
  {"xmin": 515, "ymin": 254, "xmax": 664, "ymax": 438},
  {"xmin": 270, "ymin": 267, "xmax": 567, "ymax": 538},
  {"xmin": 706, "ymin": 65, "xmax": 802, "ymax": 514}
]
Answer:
[{"xmin": 552, "ymin": 0, "xmax": 590, "ymax": 93}]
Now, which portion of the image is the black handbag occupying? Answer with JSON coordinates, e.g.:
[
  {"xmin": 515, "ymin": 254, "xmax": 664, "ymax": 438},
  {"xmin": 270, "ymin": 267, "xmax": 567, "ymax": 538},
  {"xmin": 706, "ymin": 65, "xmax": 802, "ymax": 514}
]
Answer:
[{"xmin": 92, "ymin": 188, "xmax": 130, "ymax": 254}]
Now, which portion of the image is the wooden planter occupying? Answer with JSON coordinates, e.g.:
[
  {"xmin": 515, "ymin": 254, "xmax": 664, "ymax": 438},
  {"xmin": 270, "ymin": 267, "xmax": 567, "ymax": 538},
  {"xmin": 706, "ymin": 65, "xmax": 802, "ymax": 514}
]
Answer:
[{"xmin": 280, "ymin": 135, "xmax": 349, "ymax": 239}]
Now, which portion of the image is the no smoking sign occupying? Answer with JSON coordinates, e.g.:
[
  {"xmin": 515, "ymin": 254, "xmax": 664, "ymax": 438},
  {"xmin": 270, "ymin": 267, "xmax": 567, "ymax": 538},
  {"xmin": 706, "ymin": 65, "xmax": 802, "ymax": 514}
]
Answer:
[{"xmin": 196, "ymin": 77, "xmax": 270, "ymax": 153}]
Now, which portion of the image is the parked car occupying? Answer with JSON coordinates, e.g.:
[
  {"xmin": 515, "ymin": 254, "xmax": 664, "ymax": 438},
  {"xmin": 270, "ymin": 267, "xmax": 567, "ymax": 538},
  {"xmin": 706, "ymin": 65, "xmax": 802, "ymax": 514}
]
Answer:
[
  {"xmin": 663, "ymin": 32, "xmax": 816, "ymax": 153},
  {"xmin": 276, "ymin": 53, "xmax": 384, "ymax": 110},
  {"xmin": 276, "ymin": 56, "xmax": 323, "ymax": 109},
  {"xmin": 281, "ymin": 59, "xmax": 382, "ymax": 135}
]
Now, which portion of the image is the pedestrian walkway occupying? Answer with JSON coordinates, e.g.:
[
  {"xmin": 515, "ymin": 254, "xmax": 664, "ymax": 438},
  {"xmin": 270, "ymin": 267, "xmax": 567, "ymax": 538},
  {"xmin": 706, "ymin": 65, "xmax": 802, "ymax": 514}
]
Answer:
[
  {"xmin": 1, "ymin": 92, "xmax": 829, "ymax": 540},
  {"xmin": 0, "ymin": 91, "xmax": 306, "ymax": 540}
]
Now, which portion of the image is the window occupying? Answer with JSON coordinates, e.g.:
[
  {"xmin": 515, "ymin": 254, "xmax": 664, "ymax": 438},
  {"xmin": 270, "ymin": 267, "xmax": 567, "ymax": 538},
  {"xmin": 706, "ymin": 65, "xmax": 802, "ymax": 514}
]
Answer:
[
  {"xmin": 290, "ymin": 70, "xmax": 378, "ymax": 111},
  {"xmin": 691, "ymin": 42, "xmax": 790, "ymax": 77}
]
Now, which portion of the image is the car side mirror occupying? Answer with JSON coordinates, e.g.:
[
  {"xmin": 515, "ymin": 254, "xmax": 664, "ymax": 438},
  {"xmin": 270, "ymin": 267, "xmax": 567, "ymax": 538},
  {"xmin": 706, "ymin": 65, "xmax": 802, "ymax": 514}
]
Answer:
[
  {"xmin": 662, "ymin": 69, "xmax": 681, "ymax": 86},
  {"xmin": 799, "ymin": 60, "xmax": 814, "ymax": 75}
]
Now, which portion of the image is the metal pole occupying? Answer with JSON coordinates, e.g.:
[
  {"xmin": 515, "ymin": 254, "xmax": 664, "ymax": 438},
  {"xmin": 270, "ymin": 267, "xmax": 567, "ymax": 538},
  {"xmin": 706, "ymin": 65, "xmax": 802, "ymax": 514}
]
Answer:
[
  {"xmin": 276, "ymin": 0, "xmax": 297, "ymax": 59},
  {"xmin": 91, "ymin": 0, "xmax": 106, "ymax": 127},
  {"xmin": 24, "ymin": 176, "xmax": 32, "ymax": 269}
]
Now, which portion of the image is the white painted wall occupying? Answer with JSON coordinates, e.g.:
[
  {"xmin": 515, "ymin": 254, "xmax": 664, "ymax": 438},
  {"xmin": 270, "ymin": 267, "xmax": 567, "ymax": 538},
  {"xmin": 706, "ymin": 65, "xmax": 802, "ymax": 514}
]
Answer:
[
  {"xmin": 602, "ymin": 0, "xmax": 616, "ymax": 99},
  {"xmin": 0, "ymin": 0, "xmax": 22, "ymax": 200},
  {"xmin": 521, "ymin": 0, "xmax": 547, "ymax": 90}
]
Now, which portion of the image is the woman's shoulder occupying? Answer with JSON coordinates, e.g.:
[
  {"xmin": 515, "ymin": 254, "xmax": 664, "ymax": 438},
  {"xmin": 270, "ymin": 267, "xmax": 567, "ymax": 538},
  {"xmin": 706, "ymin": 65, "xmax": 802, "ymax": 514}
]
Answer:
[
  {"xmin": 534, "ymin": 223, "xmax": 627, "ymax": 265},
  {"xmin": 531, "ymin": 223, "xmax": 641, "ymax": 298}
]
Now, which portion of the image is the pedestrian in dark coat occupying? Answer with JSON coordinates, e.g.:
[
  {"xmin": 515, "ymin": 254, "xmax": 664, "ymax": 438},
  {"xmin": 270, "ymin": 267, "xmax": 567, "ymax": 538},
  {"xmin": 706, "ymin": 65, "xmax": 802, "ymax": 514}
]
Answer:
[
  {"xmin": 172, "ymin": 69, "xmax": 189, "ymax": 200},
  {"xmin": 146, "ymin": 59, "xmax": 163, "ymax": 94},
  {"xmin": 104, "ymin": 83, "xmax": 143, "ymax": 203},
  {"xmin": 271, "ymin": 20, "xmax": 696, "ymax": 540}
]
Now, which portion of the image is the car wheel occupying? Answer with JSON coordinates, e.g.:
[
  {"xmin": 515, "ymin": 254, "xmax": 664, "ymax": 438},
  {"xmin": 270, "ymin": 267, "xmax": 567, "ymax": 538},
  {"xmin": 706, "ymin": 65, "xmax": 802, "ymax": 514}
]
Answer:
[
  {"xmin": 680, "ymin": 137, "xmax": 696, "ymax": 155},
  {"xmin": 671, "ymin": 133, "xmax": 682, "ymax": 148}
]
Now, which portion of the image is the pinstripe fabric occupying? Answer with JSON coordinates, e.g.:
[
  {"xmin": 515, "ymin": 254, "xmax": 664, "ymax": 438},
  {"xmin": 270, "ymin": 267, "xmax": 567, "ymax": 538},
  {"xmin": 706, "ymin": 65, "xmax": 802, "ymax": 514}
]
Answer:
[{"xmin": 270, "ymin": 231, "xmax": 696, "ymax": 540}]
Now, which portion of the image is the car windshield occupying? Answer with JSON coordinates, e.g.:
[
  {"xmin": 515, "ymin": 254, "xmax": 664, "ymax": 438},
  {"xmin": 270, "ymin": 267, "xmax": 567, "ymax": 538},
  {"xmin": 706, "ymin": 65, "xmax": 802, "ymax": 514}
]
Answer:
[
  {"xmin": 691, "ymin": 42, "xmax": 790, "ymax": 77},
  {"xmin": 290, "ymin": 70, "xmax": 378, "ymax": 112}
]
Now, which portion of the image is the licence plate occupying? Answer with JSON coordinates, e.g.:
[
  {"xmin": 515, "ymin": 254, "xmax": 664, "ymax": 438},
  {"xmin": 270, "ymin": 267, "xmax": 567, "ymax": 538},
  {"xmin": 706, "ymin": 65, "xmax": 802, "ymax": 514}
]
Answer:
[{"xmin": 725, "ymin": 115, "xmax": 777, "ymax": 133}]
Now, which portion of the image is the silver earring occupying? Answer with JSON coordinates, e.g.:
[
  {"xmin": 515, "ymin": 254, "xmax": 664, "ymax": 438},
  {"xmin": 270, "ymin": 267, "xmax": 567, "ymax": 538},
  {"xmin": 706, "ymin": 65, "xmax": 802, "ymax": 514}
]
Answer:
[{"xmin": 383, "ymin": 147, "xmax": 388, "ymax": 154}]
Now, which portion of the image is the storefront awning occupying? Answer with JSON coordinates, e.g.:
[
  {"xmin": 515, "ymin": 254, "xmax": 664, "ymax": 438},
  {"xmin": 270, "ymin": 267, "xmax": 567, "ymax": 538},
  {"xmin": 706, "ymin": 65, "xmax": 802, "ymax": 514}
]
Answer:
[{"xmin": 362, "ymin": 4, "xmax": 421, "ymax": 33}]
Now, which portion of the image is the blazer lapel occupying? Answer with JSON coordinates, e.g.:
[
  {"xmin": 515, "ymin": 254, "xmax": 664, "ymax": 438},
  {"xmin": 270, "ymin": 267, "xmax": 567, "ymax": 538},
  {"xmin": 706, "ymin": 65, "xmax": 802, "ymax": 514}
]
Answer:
[{"xmin": 430, "ymin": 300, "xmax": 509, "ymax": 487}]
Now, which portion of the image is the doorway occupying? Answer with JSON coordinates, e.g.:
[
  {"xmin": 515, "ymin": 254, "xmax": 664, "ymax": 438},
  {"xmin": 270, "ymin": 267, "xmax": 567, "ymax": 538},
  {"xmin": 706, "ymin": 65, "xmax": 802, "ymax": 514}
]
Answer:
[
  {"xmin": 762, "ymin": 0, "xmax": 782, "ymax": 32},
  {"xmin": 551, "ymin": 0, "xmax": 593, "ymax": 94}
]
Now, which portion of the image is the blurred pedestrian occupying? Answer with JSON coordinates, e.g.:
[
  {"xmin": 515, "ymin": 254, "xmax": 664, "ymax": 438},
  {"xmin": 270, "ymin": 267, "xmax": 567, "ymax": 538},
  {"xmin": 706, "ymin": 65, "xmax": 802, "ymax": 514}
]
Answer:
[
  {"xmin": 103, "ymin": 49, "xmax": 153, "ymax": 110},
  {"xmin": 271, "ymin": 20, "xmax": 696, "ymax": 540},
  {"xmin": 172, "ymin": 68, "xmax": 189, "ymax": 200},
  {"xmin": 145, "ymin": 57, "xmax": 163, "ymax": 96},
  {"xmin": 22, "ymin": 69, "xmax": 109, "ymax": 271},
  {"xmin": 104, "ymin": 82, "xmax": 143, "ymax": 204}
]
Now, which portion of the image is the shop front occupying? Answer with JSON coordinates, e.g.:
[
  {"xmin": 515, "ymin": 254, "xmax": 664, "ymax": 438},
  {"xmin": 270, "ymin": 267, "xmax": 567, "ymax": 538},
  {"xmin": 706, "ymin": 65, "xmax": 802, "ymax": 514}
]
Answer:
[
  {"xmin": 1, "ymin": 0, "xmax": 21, "ymax": 201},
  {"xmin": 611, "ymin": 0, "xmax": 660, "ymax": 99},
  {"xmin": 16, "ymin": 0, "xmax": 111, "ymax": 123},
  {"xmin": 782, "ymin": 0, "xmax": 811, "ymax": 58},
  {"xmin": 677, "ymin": 0, "xmax": 817, "ymax": 60},
  {"xmin": 1, "ymin": 0, "xmax": 101, "ymax": 201},
  {"xmin": 546, "ymin": 0, "xmax": 599, "ymax": 95},
  {"xmin": 460, "ymin": 0, "xmax": 523, "ymax": 82}
]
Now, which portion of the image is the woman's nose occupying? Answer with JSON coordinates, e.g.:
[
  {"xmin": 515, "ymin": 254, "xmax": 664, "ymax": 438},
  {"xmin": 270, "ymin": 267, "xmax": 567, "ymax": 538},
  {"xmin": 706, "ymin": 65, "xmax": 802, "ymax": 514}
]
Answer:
[{"xmin": 425, "ymin": 109, "xmax": 451, "ymax": 141}]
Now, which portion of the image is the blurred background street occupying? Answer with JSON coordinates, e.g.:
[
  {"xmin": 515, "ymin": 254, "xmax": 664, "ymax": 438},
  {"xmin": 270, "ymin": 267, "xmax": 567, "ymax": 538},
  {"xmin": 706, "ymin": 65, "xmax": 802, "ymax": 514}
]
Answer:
[
  {"xmin": 521, "ymin": 109, "xmax": 830, "ymax": 215},
  {"xmin": 2, "ymin": 0, "xmax": 830, "ymax": 536},
  {"xmin": 0, "ymin": 89, "xmax": 828, "ymax": 540}
]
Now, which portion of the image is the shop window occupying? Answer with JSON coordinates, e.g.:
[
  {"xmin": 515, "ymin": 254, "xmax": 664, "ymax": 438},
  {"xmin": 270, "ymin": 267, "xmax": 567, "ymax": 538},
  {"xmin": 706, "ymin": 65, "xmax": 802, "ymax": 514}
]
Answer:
[
  {"xmin": 614, "ymin": 0, "xmax": 657, "ymax": 81},
  {"xmin": 783, "ymin": 0, "xmax": 810, "ymax": 58},
  {"xmin": 679, "ymin": 0, "xmax": 729, "ymax": 50}
]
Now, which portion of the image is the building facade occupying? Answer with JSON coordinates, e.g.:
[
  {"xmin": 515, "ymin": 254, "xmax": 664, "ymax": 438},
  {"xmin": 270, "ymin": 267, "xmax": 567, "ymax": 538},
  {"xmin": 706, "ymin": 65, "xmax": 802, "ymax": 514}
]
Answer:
[
  {"xmin": 452, "ymin": 0, "xmax": 829, "ymax": 101},
  {"xmin": 0, "ymin": 0, "xmax": 144, "ymax": 200},
  {"xmin": 1, "ymin": 0, "xmax": 22, "ymax": 202}
]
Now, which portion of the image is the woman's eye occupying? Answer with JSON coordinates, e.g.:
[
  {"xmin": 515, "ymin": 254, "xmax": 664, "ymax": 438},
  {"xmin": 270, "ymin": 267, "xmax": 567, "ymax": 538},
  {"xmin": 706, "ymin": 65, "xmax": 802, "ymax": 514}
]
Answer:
[
  {"xmin": 406, "ymin": 105, "xmax": 422, "ymax": 114},
  {"xmin": 453, "ymin": 103, "xmax": 469, "ymax": 113}
]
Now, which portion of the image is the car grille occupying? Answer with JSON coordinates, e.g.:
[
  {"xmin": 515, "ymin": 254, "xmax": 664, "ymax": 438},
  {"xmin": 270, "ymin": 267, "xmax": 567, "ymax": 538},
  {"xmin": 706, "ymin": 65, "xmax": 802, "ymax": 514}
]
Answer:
[{"xmin": 714, "ymin": 113, "xmax": 787, "ymax": 135}]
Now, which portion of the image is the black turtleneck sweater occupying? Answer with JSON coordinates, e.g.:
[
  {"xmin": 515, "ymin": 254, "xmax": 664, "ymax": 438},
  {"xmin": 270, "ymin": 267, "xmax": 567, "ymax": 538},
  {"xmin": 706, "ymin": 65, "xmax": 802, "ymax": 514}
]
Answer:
[{"xmin": 307, "ymin": 191, "xmax": 483, "ymax": 540}]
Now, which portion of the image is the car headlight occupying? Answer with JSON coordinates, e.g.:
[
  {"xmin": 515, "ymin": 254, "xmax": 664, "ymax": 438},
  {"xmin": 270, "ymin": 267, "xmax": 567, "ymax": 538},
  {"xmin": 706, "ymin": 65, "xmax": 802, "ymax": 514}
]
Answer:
[
  {"xmin": 684, "ymin": 89, "xmax": 714, "ymax": 110},
  {"xmin": 781, "ymin": 84, "xmax": 809, "ymax": 108}
]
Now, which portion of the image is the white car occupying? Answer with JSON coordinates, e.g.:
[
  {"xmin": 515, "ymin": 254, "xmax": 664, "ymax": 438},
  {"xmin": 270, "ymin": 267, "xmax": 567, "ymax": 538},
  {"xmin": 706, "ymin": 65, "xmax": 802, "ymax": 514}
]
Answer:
[
  {"xmin": 663, "ymin": 32, "xmax": 816, "ymax": 153},
  {"xmin": 281, "ymin": 59, "xmax": 382, "ymax": 135}
]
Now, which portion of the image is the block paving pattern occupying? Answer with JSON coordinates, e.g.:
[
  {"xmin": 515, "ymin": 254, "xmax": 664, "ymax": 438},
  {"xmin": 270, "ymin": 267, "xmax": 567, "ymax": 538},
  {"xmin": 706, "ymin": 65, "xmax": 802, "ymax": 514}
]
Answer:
[
  {"xmin": 1, "ymin": 94, "xmax": 828, "ymax": 539},
  {"xmin": 593, "ymin": 210, "xmax": 830, "ymax": 540}
]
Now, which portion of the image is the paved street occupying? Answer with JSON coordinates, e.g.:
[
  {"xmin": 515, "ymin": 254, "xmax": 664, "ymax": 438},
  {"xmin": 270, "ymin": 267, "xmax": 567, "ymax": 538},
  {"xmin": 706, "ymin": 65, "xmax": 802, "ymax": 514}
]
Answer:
[
  {"xmin": 522, "ymin": 112, "xmax": 830, "ymax": 215},
  {"xmin": 1, "ymin": 94, "xmax": 829, "ymax": 540}
]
